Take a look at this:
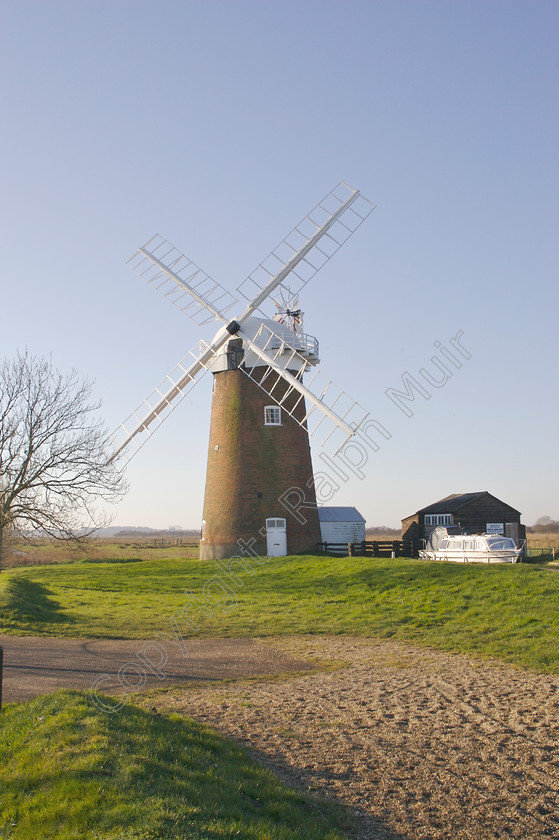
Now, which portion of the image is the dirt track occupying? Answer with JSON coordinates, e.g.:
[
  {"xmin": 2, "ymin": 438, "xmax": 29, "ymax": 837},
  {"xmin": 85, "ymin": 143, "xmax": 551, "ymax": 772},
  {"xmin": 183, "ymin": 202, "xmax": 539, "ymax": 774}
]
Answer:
[
  {"xmin": 150, "ymin": 636, "xmax": 559, "ymax": 840},
  {"xmin": 0, "ymin": 635, "xmax": 310, "ymax": 705}
]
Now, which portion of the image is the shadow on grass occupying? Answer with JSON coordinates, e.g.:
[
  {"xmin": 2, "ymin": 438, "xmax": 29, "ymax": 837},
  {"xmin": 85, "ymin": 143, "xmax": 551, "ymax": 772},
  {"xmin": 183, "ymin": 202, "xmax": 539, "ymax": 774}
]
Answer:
[
  {"xmin": 0, "ymin": 689, "xmax": 407, "ymax": 840},
  {"xmin": 77, "ymin": 556, "xmax": 145, "ymax": 564},
  {"xmin": 1, "ymin": 577, "xmax": 74, "ymax": 626}
]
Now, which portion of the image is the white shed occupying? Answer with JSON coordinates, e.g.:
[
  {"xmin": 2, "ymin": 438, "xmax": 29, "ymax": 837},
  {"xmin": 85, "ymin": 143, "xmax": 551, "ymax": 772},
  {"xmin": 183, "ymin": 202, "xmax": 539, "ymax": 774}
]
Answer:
[{"xmin": 318, "ymin": 506, "xmax": 366, "ymax": 545}]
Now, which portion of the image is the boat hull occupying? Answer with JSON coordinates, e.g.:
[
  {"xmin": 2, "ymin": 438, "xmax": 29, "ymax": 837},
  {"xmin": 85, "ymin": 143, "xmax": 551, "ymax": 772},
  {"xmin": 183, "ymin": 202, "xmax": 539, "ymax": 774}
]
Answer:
[{"xmin": 420, "ymin": 550, "xmax": 521, "ymax": 564}]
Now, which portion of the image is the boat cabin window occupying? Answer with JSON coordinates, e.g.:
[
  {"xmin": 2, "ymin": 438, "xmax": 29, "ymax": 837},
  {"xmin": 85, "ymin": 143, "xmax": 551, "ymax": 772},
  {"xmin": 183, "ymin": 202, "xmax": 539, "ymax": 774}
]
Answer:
[
  {"xmin": 445, "ymin": 539, "xmax": 464, "ymax": 550},
  {"xmin": 487, "ymin": 537, "xmax": 516, "ymax": 550}
]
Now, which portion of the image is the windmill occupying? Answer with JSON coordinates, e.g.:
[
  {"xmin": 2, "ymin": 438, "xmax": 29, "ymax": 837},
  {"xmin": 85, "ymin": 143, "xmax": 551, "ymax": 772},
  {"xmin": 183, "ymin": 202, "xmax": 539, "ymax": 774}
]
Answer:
[{"xmin": 112, "ymin": 182, "xmax": 375, "ymax": 559}]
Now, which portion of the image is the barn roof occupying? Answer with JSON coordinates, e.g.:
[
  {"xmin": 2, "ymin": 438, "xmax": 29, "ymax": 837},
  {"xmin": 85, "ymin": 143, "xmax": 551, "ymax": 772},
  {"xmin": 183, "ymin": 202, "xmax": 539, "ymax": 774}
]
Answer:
[
  {"xmin": 405, "ymin": 491, "xmax": 521, "ymax": 519},
  {"xmin": 421, "ymin": 492, "xmax": 487, "ymax": 513},
  {"xmin": 318, "ymin": 506, "xmax": 365, "ymax": 523}
]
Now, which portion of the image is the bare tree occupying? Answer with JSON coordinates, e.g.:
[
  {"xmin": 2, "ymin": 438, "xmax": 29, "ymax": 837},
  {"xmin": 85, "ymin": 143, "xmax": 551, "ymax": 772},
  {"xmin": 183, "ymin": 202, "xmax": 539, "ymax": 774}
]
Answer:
[{"xmin": 0, "ymin": 350, "xmax": 127, "ymax": 568}]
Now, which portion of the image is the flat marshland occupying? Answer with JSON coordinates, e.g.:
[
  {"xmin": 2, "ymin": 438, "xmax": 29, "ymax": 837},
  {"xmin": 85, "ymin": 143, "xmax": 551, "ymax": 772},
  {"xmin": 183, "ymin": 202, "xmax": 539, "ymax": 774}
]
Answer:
[{"xmin": 1, "ymin": 536, "xmax": 200, "ymax": 568}]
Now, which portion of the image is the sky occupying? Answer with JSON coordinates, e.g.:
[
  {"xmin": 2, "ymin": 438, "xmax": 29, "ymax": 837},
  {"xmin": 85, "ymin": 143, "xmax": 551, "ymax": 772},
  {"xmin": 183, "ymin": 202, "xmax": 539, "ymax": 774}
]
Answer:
[{"xmin": 1, "ymin": 0, "xmax": 557, "ymax": 529}]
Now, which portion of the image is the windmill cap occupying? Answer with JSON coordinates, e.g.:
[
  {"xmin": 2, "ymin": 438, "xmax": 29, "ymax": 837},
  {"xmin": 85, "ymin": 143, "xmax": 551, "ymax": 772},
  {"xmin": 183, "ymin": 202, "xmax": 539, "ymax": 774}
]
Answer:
[{"xmin": 209, "ymin": 316, "xmax": 319, "ymax": 374}]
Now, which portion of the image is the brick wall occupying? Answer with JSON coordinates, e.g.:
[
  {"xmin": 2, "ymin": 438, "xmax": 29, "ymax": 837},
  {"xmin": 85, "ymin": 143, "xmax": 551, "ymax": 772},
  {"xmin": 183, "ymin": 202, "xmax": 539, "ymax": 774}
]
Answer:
[{"xmin": 200, "ymin": 368, "xmax": 321, "ymax": 560}]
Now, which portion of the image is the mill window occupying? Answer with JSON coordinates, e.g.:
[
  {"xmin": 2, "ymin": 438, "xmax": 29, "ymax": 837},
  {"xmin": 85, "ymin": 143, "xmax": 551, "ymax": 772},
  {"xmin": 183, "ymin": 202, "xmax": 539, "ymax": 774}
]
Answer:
[{"xmin": 264, "ymin": 406, "xmax": 282, "ymax": 426}]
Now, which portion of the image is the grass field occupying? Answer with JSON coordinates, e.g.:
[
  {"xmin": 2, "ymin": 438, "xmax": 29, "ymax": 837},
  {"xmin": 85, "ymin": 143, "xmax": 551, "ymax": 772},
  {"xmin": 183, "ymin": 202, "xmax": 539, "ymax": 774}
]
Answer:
[
  {"xmin": 0, "ymin": 690, "xmax": 348, "ymax": 840},
  {"xmin": 1, "ymin": 551, "xmax": 558, "ymax": 673}
]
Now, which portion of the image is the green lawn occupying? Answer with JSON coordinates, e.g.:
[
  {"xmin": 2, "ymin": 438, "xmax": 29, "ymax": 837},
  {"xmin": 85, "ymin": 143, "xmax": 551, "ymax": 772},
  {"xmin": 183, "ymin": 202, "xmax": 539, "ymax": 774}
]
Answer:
[
  {"xmin": 0, "ymin": 690, "xmax": 348, "ymax": 840},
  {"xmin": 1, "ymin": 554, "xmax": 558, "ymax": 672}
]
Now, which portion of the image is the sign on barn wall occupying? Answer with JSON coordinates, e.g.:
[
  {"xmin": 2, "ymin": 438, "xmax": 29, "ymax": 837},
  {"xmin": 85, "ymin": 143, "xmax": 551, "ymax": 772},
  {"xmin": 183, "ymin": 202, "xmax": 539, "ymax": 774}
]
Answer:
[{"xmin": 486, "ymin": 522, "xmax": 504, "ymax": 534}]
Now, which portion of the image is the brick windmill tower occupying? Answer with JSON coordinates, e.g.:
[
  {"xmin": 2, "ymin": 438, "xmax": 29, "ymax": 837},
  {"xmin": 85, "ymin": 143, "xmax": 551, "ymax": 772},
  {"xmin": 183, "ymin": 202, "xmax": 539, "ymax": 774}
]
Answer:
[{"xmin": 112, "ymin": 183, "xmax": 375, "ymax": 560}]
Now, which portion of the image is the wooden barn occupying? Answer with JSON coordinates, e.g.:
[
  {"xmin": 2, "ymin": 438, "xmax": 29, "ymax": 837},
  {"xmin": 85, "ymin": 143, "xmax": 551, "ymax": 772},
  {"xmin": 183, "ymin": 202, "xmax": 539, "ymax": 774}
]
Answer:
[
  {"xmin": 401, "ymin": 492, "xmax": 525, "ymax": 545},
  {"xmin": 318, "ymin": 506, "xmax": 366, "ymax": 545}
]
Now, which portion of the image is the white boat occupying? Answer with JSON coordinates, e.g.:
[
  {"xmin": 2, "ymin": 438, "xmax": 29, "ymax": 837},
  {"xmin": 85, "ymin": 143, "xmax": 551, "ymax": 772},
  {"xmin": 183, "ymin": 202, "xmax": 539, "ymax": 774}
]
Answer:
[{"xmin": 419, "ymin": 527, "xmax": 524, "ymax": 564}]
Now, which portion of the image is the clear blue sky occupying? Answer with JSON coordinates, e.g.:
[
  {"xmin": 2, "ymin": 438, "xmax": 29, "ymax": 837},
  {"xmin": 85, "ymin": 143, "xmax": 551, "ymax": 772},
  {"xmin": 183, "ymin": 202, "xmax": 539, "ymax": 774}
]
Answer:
[{"xmin": 2, "ymin": 0, "xmax": 557, "ymax": 528}]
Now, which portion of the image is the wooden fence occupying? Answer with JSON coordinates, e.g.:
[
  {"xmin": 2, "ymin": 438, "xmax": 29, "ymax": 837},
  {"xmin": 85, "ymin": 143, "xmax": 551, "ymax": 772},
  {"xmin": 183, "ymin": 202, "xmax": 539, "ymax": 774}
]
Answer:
[
  {"xmin": 526, "ymin": 547, "xmax": 556, "ymax": 560},
  {"xmin": 317, "ymin": 540, "xmax": 421, "ymax": 558},
  {"xmin": 152, "ymin": 539, "xmax": 199, "ymax": 547}
]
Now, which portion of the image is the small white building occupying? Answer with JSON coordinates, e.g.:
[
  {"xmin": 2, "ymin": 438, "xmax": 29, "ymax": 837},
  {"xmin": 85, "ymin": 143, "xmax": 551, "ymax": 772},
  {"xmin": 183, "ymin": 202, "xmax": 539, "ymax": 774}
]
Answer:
[{"xmin": 318, "ymin": 506, "xmax": 366, "ymax": 545}]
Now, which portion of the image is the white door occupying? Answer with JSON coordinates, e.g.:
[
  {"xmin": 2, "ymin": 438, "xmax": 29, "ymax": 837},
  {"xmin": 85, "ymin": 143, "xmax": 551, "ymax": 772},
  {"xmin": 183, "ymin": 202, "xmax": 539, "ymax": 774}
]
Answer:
[{"xmin": 266, "ymin": 518, "xmax": 287, "ymax": 556}]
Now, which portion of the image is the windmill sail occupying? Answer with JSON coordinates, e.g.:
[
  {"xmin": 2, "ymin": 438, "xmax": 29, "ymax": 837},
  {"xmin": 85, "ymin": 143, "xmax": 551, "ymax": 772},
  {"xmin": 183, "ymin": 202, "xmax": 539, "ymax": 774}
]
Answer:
[
  {"xmin": 110, "ymin": 339, "xmax": 219, "ymax": 463},
  {"xmin": 113, "ymin": 182, "xmax": 374, "ymax": 463},
  {"xmin": 126, "ymin": 234, "xmax": 238, "ymax": 326},
  {"xmin": 236, "ymin": 182, "xmax": 375, "ymax": 317}
]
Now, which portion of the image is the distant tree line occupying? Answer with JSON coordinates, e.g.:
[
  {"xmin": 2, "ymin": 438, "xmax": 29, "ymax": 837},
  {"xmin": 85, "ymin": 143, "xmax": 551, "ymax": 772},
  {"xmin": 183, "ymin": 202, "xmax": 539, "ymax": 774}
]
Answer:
[
  {"xmin": 114, "ymin": 528, "xmax": 200, "ymax": 538},
  {"xmin": 365, "ymin": 526, "xmax": 400, "ymax": 536},
  {"xmin": 526, "ymin": 516, "xmax": 559, "ymax": 533}
]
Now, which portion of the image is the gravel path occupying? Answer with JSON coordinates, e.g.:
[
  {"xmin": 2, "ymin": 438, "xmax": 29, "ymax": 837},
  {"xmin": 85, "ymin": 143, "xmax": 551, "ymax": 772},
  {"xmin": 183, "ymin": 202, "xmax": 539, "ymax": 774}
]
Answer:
[{"xmin": 151, "ymin": 636, "xmax": 559, "ymax": 840}]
